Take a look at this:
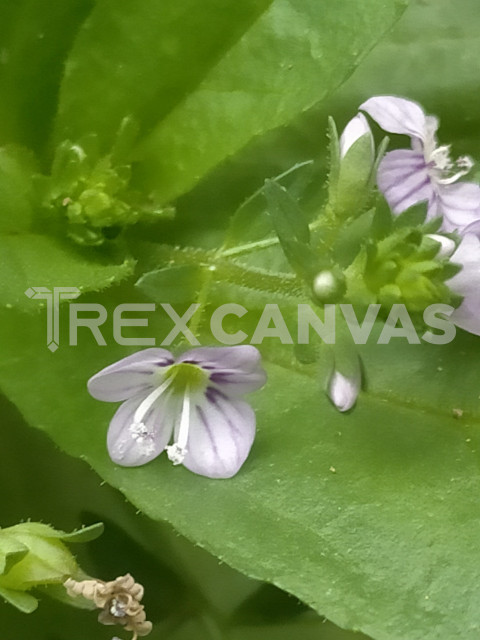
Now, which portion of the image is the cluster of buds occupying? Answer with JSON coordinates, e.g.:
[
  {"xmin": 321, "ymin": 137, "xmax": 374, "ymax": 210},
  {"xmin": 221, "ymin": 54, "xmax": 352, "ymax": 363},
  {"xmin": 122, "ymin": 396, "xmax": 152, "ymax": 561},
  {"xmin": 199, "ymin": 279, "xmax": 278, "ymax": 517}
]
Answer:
[{"xmin": 64, "ymin": 573, "xmax": 152, "ymax": 639}]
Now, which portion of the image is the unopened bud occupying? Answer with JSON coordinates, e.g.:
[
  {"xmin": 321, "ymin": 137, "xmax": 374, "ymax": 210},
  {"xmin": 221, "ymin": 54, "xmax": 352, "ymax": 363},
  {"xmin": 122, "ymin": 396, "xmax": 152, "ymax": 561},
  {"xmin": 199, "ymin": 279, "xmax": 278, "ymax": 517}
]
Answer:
[
  {"xmin": 339, "ymin": 113, "xmax": 374, "ymax": 159},
  {"xmin": 427, "ymin": 234, "xmax": 456, "ymax": 259},
  {"xmin": 328, "ymin": 370, "xmax": 360, "ymax": 412},
  {"xmin": 312, "ymin": 270, "xmax": 345, "ymax": 303}
]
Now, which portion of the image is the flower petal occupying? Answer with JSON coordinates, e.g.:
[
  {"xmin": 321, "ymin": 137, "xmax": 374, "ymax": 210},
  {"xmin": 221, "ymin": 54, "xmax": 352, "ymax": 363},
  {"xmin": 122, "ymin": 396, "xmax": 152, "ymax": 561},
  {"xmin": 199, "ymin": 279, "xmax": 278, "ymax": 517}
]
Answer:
[
  {"xmin": 461, "ymin": 218, "xmax": 480, "ymax": 238},
  {"xmin": 339, "ymin": 113, "xmax": 373, "ymax": 158},
  {"xmin": 447, "ymin": 234, "xmax": 480, "ymax": 335},
  {"xmin": 178, "ymin": 345, "xmax": 267, "ymax": 395},
  {"xmin": 448, "ymin": 234, "xmax": 480, "ymax": 295},
  {"xmin": 450, "ymin": 298, "xmax": 480, "ymax": 336},
  {"xmin": 377, "ymin": 149, "xmax": 433, "ymax": 213},
  {"xmin": 360, "ymin": 96, "xmax": 431, "ymax": 141},
  {"xmin": 107, "ymin": 392, "xmax": 177, "ymax": 466},
  {"xmin": 328, "ymin": 371, "xmax": 360, "ymax": 412},
  {"xmin": 88, "ymin": 348, "xmax": 174, "ymax": 401},
  {"xmin": 435, "ymin": 182, "xmax": 480, "ymax": 232},
  {"xmin": 181, "ymin": 388, "xmax": 256, "ymax": 479}
]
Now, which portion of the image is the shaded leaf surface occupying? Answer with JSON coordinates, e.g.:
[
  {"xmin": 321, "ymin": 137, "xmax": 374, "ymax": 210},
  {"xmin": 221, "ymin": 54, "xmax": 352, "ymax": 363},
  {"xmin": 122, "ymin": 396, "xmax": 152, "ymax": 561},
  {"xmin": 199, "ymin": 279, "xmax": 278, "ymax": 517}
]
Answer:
[{"xmin": 0, "ymin": 299, "xmax": 479, "ymax": 640}]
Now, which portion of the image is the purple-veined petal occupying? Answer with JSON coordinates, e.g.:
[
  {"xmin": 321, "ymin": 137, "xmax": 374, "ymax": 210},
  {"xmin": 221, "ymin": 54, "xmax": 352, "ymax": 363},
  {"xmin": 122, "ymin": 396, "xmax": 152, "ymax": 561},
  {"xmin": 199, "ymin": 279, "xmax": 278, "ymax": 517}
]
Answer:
[
  {"xmin": 377, "ymin": 149, "xmax": 433, "ymax": 213},
  {"xmin": 360, "ymin": 96, "xmax": 431, "ymax": 141},
  {"xmin": 88, "ymin": 348, "xmax": 174, "ymax": 402},
  {"xmin": 462, "ymin": 218, "xmax": 480, "ymax": 238},
  {"xmin": 339, "ymin": 113, "xmax": 373, "ymax": 158},
  {"xmin": 107, "ymin": 392, "xmax": 177, "ymax": 466},
  {"xmin": 447, "ymin": 234, "xmax": 480, "ymax": 335},
  {"xmin": 178, "ymin": 346, "xmax": 267, "ymax": 395},
  {"xmin": 436, "ymin": 182, "xmax": 480, "ymax": 232},
  {"xmin": 447, "ymin": 234, "xmax": 480, "ymax": 295},
  {"xmin": 180, "ymin": 387, "xmax": 256, "ymax": 479},
  {"xmin": 328, "ymin": 371, "xmax": 360, "ymax": 412}
]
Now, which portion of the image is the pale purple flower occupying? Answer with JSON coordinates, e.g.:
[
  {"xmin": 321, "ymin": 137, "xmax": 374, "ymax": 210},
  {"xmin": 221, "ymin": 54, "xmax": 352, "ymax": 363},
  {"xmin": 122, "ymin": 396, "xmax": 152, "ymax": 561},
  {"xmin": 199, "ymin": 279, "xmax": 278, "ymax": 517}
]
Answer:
[
  {"xmin": 88, "ymin": 346, "xmax": 267, "ymax": 479},
  {"xmin": 327, "ymin": 369, "xmax": 360, "ymax": 412},
  {"xmin": 339, "ymin": 113, "xmax": 374, "ymax": 158},
  {"xmin": 446, "ymin": 233, "xmax": 480, "ymax": 335},
  {"xmin": 360, "ymin": 96, "xmax": 480, "ymax": 232}
]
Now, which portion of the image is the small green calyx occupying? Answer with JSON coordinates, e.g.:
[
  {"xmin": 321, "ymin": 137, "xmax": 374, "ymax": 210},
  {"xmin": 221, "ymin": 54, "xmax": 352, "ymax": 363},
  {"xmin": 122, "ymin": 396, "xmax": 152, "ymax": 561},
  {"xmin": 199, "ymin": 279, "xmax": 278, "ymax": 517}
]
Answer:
[
  {"xmin": 163, "ymin": 363, "xmax": 208, "ymax": 393},
  {"xmin": 345, "ymin": 225, "xmax": 458, "ymax": 311}
]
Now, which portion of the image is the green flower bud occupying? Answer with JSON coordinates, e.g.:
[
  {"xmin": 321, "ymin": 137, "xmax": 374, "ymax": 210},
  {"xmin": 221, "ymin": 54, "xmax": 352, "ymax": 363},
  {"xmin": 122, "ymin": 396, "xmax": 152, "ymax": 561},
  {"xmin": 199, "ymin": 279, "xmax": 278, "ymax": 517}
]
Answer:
[
  {"xmin": 41, "ymin": 134, "xmax": 174, "ymax": 246},
  {"xmin": 0, "ymin": 522, "xmax": 103, "ymax": 613}
]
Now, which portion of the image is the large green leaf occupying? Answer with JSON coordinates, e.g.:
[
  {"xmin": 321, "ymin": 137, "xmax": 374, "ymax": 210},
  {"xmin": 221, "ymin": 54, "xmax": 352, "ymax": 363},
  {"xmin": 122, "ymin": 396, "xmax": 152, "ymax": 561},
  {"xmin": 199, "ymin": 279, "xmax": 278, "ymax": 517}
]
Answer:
[
  {"xmin": 0, "ymin": 147, "xmax": 36, "ymax": 234},
  {"xmin": 54, "ymin": 0, "xmax": 275, "ymax": 150},
  {"xmin": 0, "ymin": 235, "xmax": 134, "ymax": 311},
  {"xmin": 54, "ymin": 0, "xmax": 406, "ymax": 201},
  {"xmin": 139, "ymin": 0, "xmax": 406, "ymax": 202},
  {"xmin": 1, "ymin": 296, "xmax": 480, "ymax": 640},
  {"xmin": 0, "ymin": 0, "xmax": 94, "ymax": 152}
]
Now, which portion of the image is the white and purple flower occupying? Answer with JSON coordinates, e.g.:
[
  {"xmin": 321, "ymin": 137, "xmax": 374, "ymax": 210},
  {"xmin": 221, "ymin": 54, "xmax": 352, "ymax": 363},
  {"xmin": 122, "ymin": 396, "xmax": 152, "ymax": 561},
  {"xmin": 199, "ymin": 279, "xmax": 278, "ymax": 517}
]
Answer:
[
  {"xmin": 88, "ymin": 346, "xmax": 267, "ymax": 479},
  {"xmin": 360, "ymin": 96, "xmax": 480, "ymax": 232},
  {"xmin": 447, "ymin": 233, "xmax": 480, "ymax": 336}
]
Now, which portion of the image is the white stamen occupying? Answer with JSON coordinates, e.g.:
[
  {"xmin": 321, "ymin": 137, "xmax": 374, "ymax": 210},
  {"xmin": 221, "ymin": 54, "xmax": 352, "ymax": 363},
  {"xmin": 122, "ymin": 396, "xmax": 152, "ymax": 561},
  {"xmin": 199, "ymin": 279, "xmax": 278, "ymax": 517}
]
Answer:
[
  {"xmin": 129, "ymin": 421, "xmax": 152, "ymax": 441},
  {"xmin": 165, "ymin": 442, "xmax": 187, "ymax": 465},
  {"xmin": 109, "ymin": 598, "xmax": 127, "ymax": 618},
  {"xmin": 427, "ymin": 145, "xmax": 474, "ymax": 185},
  {"xmin": 429, "ymin": 145, "xmax": 452, "ymax": 171},
  {"xmin": 132, "ymin": 375, "xmax": 175, "ymax": 426},
  {"xmin": 165, "ymin": 387, "xmax": 190, "ymax": 466},
  {"xmin": 437, "ymin": 156, "xmax": 474, "ymax": 185}
]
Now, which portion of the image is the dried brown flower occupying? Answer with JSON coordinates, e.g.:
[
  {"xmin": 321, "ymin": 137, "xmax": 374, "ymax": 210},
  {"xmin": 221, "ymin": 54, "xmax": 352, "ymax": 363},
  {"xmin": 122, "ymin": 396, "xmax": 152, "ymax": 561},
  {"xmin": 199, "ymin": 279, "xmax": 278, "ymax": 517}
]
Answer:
[{"xmin": 65, "ymin": 573, "xmax": 152, "ymax": 639}]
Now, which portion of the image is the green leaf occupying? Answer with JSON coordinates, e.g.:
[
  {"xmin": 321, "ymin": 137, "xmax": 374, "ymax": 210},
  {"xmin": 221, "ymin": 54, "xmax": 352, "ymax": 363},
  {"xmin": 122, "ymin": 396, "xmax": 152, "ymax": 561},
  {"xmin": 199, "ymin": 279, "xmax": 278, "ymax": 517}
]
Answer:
[
  {"xmin": 7, "ymin": 522, "xmax": 104, "ymax": 545},
  {"xmin": 139, "ymin": 0, "xmax": 407, "ymax": 201},
  {"xmin": 54, "ymin": 0, "xmax": 274, "ymax": 151},
  {"xmin": 2, "ymin": 298, "xmax": 480, "ymax": 639},
  {"xmin": 264, "ymin": 180, "xmax": 310, "ymax": 246},
  {"xmin": 0, "ymin": 586, "xmax": 38, "ymax": 613},
  {"xmin": 0, "ymin": 539, "xmax": 28, "ymax": 576},
  {"xmin": 56, "ymin": 523, "xmax": 104, "ymax": 544},
  {"xmin": 0, "ymin": 0, "xmax": 94, "ymax": 152},
  {"xmin": 56, "ymin": 0, "xmax": 406, "ymax": 201},
  {"xmin": 0, "ymin": 146, "xmax": 36, "ymax": 234},
  {"xmin": 136, "ymin": 265, "xmax": 203, "ymax": 304},
  {"xmin": 333, "ymin": 133, "xmax": 375, "ymax": 218},
  {"xmin": 264, "ymin": 179, "xmax": 321, "ymax": 280},
  {"xmin": 0, "ymin": 235, "xmax": 135, "ymax": 311}
]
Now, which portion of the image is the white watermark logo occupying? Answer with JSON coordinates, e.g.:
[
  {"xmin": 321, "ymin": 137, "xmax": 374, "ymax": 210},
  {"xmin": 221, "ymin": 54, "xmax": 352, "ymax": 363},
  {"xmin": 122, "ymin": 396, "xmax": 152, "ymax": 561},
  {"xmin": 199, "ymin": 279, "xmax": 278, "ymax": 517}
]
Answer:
[
  {"xmin": 25, "ymin": 288, "xmax": 457, "ymax": 351},
  {"xmin": 24, "ymin": 287, "xmax": 81, "ymax": 352}
]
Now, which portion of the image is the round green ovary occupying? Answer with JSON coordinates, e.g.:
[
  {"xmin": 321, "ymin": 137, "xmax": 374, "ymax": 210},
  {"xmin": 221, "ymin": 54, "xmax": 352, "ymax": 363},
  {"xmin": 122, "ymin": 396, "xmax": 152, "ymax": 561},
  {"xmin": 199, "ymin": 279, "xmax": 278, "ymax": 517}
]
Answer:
[{"xmin": 162, "ymin": 363, "xmax": 208, "ymax": 394}]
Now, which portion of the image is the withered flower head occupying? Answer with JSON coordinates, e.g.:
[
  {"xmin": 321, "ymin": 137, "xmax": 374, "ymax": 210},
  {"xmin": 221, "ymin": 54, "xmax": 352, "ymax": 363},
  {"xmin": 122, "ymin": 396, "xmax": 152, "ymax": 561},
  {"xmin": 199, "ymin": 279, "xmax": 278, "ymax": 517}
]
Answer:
[{"xmin": 65, "ymin": 573, "xmax": 152, "ymax": 639}]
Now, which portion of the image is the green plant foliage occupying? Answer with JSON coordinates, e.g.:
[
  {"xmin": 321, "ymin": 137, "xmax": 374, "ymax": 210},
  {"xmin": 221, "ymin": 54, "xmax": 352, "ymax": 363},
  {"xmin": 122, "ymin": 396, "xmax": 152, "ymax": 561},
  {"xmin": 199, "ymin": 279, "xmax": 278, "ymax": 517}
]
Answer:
[
  {"xmin": 4, "ymin": 1, "xmax": 480, "ymax": 639},
  {"xmin": 55, "ymin": 0, "xmax": 406, "ymax": 201},
  {"xmin": 1, "ymin": 235, "xmax": 135, "ymax": 311}
]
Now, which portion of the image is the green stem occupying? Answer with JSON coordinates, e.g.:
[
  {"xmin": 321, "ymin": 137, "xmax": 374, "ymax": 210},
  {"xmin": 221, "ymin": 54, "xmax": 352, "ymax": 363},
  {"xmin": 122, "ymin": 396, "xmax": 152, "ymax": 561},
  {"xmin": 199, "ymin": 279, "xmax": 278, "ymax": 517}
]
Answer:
[{"xmin": 157, "ymin": 245, "xmax": 306, "ymax": 301}]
